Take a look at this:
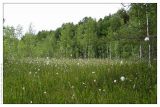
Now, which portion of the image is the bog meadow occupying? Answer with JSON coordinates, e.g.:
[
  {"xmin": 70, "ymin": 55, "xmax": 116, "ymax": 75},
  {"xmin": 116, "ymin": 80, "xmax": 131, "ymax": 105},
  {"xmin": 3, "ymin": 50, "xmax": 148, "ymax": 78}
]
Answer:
[{"xmin": 3, "ymin": 3, "xmax": 157, "ymax": 104}]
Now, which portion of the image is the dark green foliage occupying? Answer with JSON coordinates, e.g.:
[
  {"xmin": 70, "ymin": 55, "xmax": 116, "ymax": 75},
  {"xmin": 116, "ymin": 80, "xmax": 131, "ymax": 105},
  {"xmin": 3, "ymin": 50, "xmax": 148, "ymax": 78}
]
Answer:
[
  {"xmin": 117, "ymin": 8, "xmax": 129, "ymax": 24},
  {"xmin": 3, "ymin": 3, "xmax": 157, "ymax": 59}
]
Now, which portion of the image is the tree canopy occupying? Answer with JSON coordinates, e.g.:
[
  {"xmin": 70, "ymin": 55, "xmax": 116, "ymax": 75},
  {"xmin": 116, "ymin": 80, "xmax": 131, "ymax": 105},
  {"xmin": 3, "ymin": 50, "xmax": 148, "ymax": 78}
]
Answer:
[{"xmin": 3, "ymin": 3, "xmax": 157, "ymax": 59}]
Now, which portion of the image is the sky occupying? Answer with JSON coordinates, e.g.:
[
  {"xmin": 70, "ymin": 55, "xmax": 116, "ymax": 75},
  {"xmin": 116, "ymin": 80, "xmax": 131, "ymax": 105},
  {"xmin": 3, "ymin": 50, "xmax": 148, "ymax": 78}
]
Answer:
[{"xmin": 4, "ymin": 3, "xmax": 126, "ymax": 34}]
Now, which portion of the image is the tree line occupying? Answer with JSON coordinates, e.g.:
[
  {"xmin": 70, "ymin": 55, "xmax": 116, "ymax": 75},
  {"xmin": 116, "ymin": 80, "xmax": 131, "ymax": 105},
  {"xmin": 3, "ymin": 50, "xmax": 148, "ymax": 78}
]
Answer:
[{"xmin": 3, "ymin": 3, "xmax": 157, "ymax": 60}]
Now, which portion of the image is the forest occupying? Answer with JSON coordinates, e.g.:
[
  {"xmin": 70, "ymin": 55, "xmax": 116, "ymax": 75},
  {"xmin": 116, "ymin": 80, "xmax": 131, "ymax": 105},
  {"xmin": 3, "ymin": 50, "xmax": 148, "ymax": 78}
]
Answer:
[{"xmin": 3, "ymin": 3, "xmax": 157, "ymax": 60}]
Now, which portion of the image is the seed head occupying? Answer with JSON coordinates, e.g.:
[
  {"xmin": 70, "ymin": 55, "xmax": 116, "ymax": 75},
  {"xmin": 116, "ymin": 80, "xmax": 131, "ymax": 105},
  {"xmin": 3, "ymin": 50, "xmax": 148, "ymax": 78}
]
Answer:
[
  {"xmin": 22, "ymin": 87, "xmax": 25, "ymax": 90},
  {"xmin": 120, "ymin": 76, "xmax": 125, "ymax": 81},
  {"xmin": 71, "ymin": 85, "xmax": 74, "ymax": 89},
  {"xmin": 144, "ymin": 36, "xmax": 149, "ymax": 41},
  {"xmin": 82, "ymin": 82, "xmax": 86, "ymax": 85},
  {"xmin": 120, "ymin": 60, "xmax": 123, "ymax": 64},
  {"xmin": 114, "ymin": 80, "xmax": 117, "ymax": 83}
]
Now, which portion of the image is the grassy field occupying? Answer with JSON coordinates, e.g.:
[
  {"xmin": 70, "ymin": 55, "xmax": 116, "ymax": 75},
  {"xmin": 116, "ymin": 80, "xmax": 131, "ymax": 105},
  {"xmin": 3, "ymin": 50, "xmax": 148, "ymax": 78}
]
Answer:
[{"xmin": 3, "ymin": 58, "xmax": 157, "ymax": 104}]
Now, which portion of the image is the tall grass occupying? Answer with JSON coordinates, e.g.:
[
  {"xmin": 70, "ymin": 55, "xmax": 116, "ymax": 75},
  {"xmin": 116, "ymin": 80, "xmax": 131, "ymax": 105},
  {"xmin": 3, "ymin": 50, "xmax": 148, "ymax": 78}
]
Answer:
[{"xmin": 3, "ymin": 58, "xmax": 157, "ymax": 104}]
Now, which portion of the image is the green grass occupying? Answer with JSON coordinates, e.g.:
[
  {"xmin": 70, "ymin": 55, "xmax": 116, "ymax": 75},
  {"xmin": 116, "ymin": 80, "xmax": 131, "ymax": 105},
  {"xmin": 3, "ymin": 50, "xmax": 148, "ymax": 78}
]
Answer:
[{"xmin": 3, "ymin": 58, "xmax": 157, "ymax": 104}]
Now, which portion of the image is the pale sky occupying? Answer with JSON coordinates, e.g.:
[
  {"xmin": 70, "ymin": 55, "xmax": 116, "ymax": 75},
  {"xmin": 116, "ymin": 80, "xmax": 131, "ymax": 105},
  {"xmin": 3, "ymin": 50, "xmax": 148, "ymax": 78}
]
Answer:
[{"xmin": 4, "ymin": 4, "xmax": 125, "ymax": 34}]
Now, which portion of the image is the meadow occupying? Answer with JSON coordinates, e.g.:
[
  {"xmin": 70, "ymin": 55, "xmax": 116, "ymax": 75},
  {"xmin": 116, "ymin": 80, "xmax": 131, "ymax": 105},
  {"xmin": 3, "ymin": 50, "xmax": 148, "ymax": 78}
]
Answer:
[{"xmin": 3, "ymin": 58, "xmax": 157, "ymax": 104}]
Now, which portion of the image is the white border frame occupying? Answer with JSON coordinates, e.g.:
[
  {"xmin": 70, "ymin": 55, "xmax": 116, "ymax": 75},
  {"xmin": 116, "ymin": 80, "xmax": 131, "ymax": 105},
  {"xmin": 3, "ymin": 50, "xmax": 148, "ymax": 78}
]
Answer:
[{"xmin": 0, "ymin": 0, "xmax": 159, "ymax": 106}]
